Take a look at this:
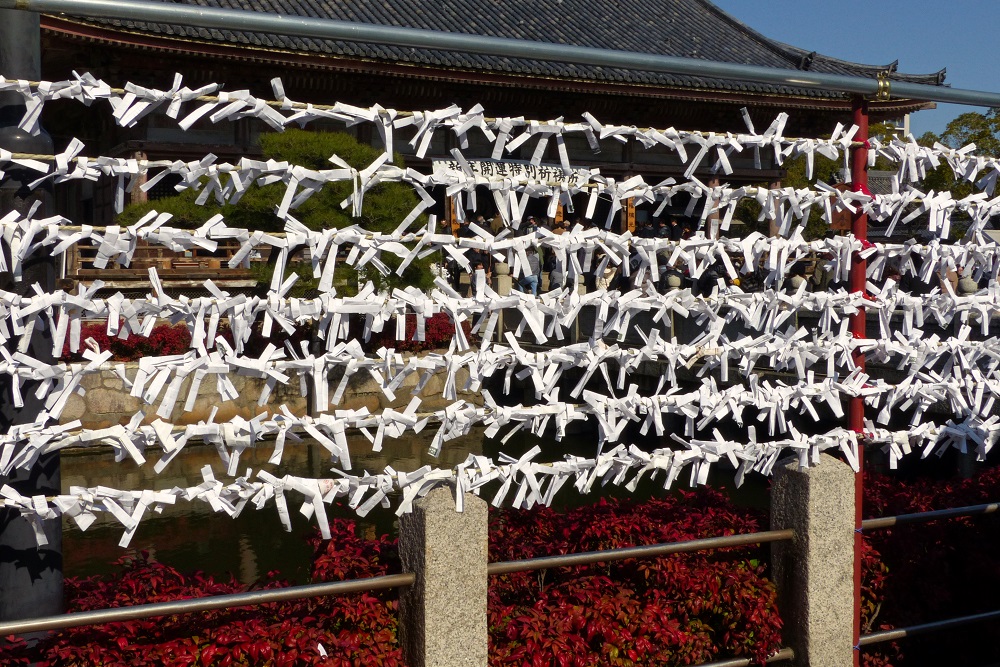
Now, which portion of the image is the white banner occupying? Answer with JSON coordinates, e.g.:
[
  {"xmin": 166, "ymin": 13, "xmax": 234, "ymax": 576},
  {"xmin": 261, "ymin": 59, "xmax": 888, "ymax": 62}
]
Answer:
[{"xmin": 432, "ymin": 158, "xmax": 593, "ymax": 186}]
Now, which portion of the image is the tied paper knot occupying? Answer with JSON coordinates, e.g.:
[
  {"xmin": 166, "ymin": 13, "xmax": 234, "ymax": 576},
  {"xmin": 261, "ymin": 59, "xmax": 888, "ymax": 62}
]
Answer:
[{"xmin": 4, "ymin": 73, "xmax": 1000, "ymax": 541}]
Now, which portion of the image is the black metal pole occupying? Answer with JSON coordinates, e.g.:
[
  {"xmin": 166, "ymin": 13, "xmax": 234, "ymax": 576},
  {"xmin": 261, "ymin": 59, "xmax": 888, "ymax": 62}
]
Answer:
[{"xmin": 0, "ymin": 6, "xmax": 63, "ymax": 634}]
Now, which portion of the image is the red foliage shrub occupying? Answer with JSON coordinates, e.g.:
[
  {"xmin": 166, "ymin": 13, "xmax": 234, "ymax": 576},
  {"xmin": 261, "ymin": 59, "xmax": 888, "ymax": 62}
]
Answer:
[
  {"xmin": 60, "ymin": 320, "xmax": 320, "ymax": 362},
  {"xmin": 860, "ymin": 467, "xmax": 1000, "ymax": 667},
  {"xmin": 0, "ymin": 494, "xmax": 783, "ymax": 667},
  {"xmin": 61, "ymin": 322, "xmax": 192, "ymax": 361},
  {"xmin": 489, "ymin": 491, "xmax": 783, "ymax": 666},
  {"xmin": 0, "ymin": 521, "xmax": 404, "ymax": 667},
  {"xmin": 363, "ymin": 313, "xmax": 474, "ymax": 353}
]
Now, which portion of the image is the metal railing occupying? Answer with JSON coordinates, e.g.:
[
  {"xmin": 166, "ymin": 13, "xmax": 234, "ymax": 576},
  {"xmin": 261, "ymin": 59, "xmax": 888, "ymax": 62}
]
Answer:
[
  {"xmin": 0, "ymin": 572, "xmax": 414, "ymax": 635},
  {"xmin": 0, "ymin": 528, "xmax": 789, "ymax": 636},
  {"xmin": 856, "ymin": 500, "xmax": 1000, "ymax": 648},
  {"xmin": 861, "ymin": 502, "xmax": 1000, "ymax": 530},
  {"xmin": 697, "ymin": 647, "xmax": 796, "ymax": 667},
  {"xmin": 861, "ymin": 609, "xmax": 1000, "ymax": 647},
  {"xmin": 487, "ymin": 528, "xmax": 794, "ymax": 575},
  {"xmin": 3, "ymin": 500, "xmax": 1000, "ymax": 659}
]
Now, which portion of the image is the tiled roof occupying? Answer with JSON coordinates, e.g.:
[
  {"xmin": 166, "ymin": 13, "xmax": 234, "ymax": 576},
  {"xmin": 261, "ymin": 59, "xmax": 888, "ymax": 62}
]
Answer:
[{"xmin": 64, "ymin": 0, "xmax": 946, "ymax": 98}]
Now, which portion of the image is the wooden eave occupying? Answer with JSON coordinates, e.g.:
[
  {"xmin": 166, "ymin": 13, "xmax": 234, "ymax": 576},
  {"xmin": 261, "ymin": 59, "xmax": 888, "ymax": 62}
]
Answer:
[{"xmin": 42, "ymin": 16, "xmax": 935, "ymax": 118}]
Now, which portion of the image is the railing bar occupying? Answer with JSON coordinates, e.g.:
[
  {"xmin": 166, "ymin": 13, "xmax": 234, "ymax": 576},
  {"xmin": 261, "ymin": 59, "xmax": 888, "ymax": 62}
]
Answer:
[
  {"xmin": 692, "ymin": 647, "xmax": 795, "ymax": 667},
  {"xmin": 859, "ymin": 608, "xmax": 1000, "ymax": 646},
  {"xmin": 0, "ymin": 572, "xmax": 415, "ymax": 636},
  {"xmin": 487, "ymin": 529, "xmax": 793, "ymax": 575},
  {"xmin": 861, "ymin": 502, "xmax": 1000, "ymax": 530}
]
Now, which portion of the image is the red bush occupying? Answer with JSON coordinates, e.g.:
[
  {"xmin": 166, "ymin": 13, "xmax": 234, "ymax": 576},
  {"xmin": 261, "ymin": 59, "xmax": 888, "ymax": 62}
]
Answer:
[
  {"xmin": 489, "ymin": 492, "xmax": 783, "ymax": 666},
  {"xmin": 61, "ymin": 322, "xmax": 192, "ymax": 361},
  {"xmin": 363, "ymin": 313, "xmax": 474, "ymax": 353},
  {"xmin": 0, "ymin": 495, "xmax": 783, "ymax": 666},
  {"xmin": 861, "ymin": 467, "xmax": 1000, "ymax": 667},
  {"xmin": 0, "ymin": 522, "xmax": 404, "ymax": 667},
  {"xmin": 60, "ymin": 321, "xmax": 320, "ymax": 362}
]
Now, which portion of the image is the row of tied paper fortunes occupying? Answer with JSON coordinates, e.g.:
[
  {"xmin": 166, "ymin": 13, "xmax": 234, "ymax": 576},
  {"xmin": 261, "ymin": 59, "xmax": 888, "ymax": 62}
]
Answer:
[
  {"xmin": 1, "ymin": 135, "xmax": 996, "ymax": 240},
  {"xmin": 5, "ymin": 209, "xmax": 1000, "ymax": 294},
  {"xmin": 3, "ymin": 270, "xmax": 999, "ymax": 365},
  {"xmin": 6, "ymin": 317, "xmax": 1000, "ymax": 427},
  {"xmin": 3, "ymin": 415, "xmax": 998, "ymax": 547},
  {"xmin": 6, "ymin": 73, "xmax": 1000, "ymax": 197},
  {"xmin": 7, "ymin": 364, "xmax": 1000, "ymax": 482}
]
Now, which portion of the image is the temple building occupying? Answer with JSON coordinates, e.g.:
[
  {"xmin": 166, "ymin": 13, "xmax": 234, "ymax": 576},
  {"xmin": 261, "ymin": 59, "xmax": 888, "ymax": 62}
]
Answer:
[{"xmin": 35, "ymin": 0, "xmax": 945, "ymax": 228}]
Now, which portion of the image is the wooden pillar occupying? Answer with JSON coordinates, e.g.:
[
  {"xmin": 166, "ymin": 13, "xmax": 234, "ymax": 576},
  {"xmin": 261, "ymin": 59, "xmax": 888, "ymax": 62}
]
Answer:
[
  {"xmin": 446, "ymin": 196, "xmax": 457, "ymax": 234},
  {"xmin": 625, "ymin": 199, "xmax": 636, "ymax": 234},
  {"xmin": 131, "ymin": 151, "xmax": 149, "ymax": 205}
]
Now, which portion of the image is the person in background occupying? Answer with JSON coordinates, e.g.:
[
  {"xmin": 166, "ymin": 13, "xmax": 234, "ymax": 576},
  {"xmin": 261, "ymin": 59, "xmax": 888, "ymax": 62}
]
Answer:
[
  {"xmin": 785, "ymin": 261, "xmax": 809, "ymax": 293},
  {"xmin": 457, "ymin": 218, "xmax": 476, "ymax": 238},
  {"xmin": 656, "ymin": 219, "xmax": 670, "ymax": 238},
  {"xmin": 595, "ymin": 263, "xmax": 618, "ymax": 291},
  {"xmin": 669, "ymin": 217, "xmax": 683, "ymax": 241},
  {"xmin": 490, "ymin": 213, "xmax": 505, "ymax": 234},
  {"xmin": 695, "ymin": 261, "xmax": 727, "ymax": 297},
  {"xmin": 636, "ymin": 220, "xmax": 656, "ymax": 238},
  {"xmin": 811, "ymin": 251, "xmax": 835, "ymax": 292},
  {"xmin": 545, "ymin": 250, "xmax": 565, "ymax": 291},
  {"xmin": 522, "ymin": 216, "xmax": 539, "ymax": 236},
  {"xmin": 620, "ymin": 246, "xmax": 643, "ymax": 291},
  {"xmin": 466, "ymin": 247, "xmax": 493, "ymax": 296},
  {"xmin": 470, "ymin": 260, "xmax": 488, "ymax": 296},
  {"xmin": 884, "ymin": 262, "xmax": 903, "ymax": 290},
  {"xmin": 441, "ymin": 218, "xmax": 463, "ymax": 291},
  {"xmin": 518, "ymin": 247, "xmax": 541, "ymax": 295},
  {"xmin": 656, "ymin": 253, "xmax": 685, "ymax": 292}
]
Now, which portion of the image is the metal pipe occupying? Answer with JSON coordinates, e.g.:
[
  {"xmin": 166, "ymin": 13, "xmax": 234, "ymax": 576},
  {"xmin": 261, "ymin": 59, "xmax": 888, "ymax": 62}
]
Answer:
[
  {"xmin": 860, "ymin": 608, "xmax": 1000, "ymax": 646},
  {"xmin": 0, "ymin": 571, "xmax": 414, "ymax": 635},
  {"xmin": 862, "ymin": 502, "xmax": 1000, "ymax": 530},
  {"xmin": 486, "ymin": 529, "xmax": 793, "ymax": 575},
  {"xmin": 693, "ymin": 647, "xmax": 795, "ymax": 667},
  {"xmin": 4, "ymin": 0, "xmax": 1000, "ymax": 108}
]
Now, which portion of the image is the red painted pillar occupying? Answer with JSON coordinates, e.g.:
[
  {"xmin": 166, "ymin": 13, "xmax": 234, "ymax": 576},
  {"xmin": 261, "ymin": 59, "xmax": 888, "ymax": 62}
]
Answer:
[{"xmin": 849, "ymin": 96, "xmax": 868, "ymax": 666}]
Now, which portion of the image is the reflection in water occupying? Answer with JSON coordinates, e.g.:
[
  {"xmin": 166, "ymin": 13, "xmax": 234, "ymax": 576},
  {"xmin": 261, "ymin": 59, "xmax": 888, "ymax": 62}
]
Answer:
[
  {"xmin": 61, "ymin": 428, "xmax": 491, "ymax": 585},
  {"xmin": 61, "ymin": 416, "xmax": 765, "ymax": 585}
]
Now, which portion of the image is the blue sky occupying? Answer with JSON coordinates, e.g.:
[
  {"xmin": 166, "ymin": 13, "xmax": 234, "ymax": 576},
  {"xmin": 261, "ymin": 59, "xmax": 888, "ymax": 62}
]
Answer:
[{"xmin": 711, "ymin": 0, "xmax": 999, "ymax": 137}]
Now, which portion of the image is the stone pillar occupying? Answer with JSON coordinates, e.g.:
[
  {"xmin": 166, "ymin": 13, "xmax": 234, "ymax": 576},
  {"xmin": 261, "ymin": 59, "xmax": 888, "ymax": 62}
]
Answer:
[
  {"xmin": 768, "ymin": 179, "xmax": 782, "ymax": 237},
  {"xmin": 705, "ymin": 176, "xmax": 721, "ymax": 238},
  {"xmin": 492, "ymin": 262, "xmax": 512, "ymax": 296},
  {"xmin": 771, "ymin": 454, "xmax": 856, "ymax": 667},
  {"xmin": 399, "ymin": 487, "xmax": 488, "ymax": 667}
]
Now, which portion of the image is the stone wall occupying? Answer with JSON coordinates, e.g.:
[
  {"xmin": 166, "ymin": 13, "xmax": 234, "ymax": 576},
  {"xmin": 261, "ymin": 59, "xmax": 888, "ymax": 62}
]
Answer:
[{"xmin": 60, "ymin": 362, "xmax": 479, "ymax": 430}]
